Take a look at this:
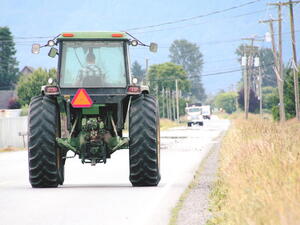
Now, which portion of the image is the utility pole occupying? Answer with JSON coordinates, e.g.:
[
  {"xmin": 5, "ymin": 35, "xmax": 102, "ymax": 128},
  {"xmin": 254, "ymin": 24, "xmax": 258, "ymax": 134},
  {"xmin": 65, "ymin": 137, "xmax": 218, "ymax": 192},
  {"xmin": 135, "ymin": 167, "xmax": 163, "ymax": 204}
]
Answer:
[
  {"xmin": 288, "ymin": 0, "xmax": 300, "ymax": 120},
  {"xmin": 267, "ymin": 1, "xmax": 297, "ymax": 122},
  {"xmin": 166, "ymin": 89, "xmax": 169, "ymax": 120},
  {"xmin": 145, "ymin": 58, "xmax": 149, "ymax": 73},
  {"xmin": 145, "ymin": 58, "xmax": 149, "ymax": 86},
  {"xmin": 240, "ymin": 40, "xmax": 253, "ymax": 120},
  {"xmin": 254, "ymin": 56, "xmax": 263, "ymax": 117},
  {"xmin": 260, "ymin": 18, "xmax": 286, "ymax": 122},
  {"xmin": 241, "ymin": 37, "xmax": 262, "ymax": 119},
  {"xmin": 162, "ymin": 87, "xmax": 165, "ymax": 118},
  {"xmin": 175, "ymin": 79, "xmax": 180, "ymax": 122},
  {"xmin": 259, "ymin": 65, "xmax": 263, "ymax": 117},
  {"xmin": 172, "ymin": 90, "xmax": 176, "ymax": 121},
  {"xmin": 242, "ymin": 53, "xmax": 249, "ymax": 119},
  {"xmin": 168, "ymin": 89, "xmax": 172, "ymax": 120},
  {"xmin": 269, "ymin": 0, "xmax": 300, "ymax": 120},
  {"xmin": 278, "ymin": 4, "xmax": 285, "ymax": 122},
  {"xmin": 165, "ymin": 89, "xmax": 169, "ymax": 119}
]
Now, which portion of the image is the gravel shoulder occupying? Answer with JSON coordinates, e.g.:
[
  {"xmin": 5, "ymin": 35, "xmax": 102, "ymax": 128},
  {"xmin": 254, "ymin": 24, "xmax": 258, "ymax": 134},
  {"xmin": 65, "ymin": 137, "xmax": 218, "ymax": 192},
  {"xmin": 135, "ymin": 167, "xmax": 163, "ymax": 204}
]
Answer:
[{"xmin": 175, "ymin": 131, "xmax": 225, "ymax": 225}]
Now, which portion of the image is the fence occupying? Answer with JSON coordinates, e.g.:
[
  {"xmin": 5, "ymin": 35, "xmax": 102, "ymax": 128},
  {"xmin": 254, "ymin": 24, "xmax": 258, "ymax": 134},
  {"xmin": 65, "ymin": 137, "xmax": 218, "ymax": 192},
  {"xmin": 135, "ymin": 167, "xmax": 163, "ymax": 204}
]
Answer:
[{"xmin": 0, "ymin": 116, "xmax": 28, "ymax": 148}]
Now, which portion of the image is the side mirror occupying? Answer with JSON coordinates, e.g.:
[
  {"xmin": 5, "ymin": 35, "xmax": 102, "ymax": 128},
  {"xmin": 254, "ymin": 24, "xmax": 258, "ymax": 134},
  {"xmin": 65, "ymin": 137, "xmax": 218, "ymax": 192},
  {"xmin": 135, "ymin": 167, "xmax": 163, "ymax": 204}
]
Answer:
[
  {"xmin": 48, "ymin": 47, "xmax": 58, "ymax": 58},
  {"xmin": 149, "ymin": 42, "xmax": 158, "ymax": 53},
  {"xmin": 32, "ymin": 44, "xmax": 41, "ymax": 54}
]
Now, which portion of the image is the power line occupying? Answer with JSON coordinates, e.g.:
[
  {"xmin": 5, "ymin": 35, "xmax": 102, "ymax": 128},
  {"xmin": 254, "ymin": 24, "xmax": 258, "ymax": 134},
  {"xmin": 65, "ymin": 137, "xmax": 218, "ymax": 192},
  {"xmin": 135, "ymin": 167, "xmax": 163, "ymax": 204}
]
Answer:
[
  {"xmin": 131, "ymin": 7, "xmax": 274, "ymax": 35},
  {"xmin": 0, "ymin": 36, "xmax": 52, "ymax": 42},
  {"xmin": 125, "ymin": 0, "xmax": 262, "ymax": 31},
  {"xmin": 1, "ymin": 15, "xmax": 298, "ymax": 49},
  {"xmin": 148, "ymin": 63, "xmax": 274, "ymax": 82},
  {"xmin": 0, "ymin": 5, "xmax": 271, "ymax": 43},
  {"xmin": 0, "ymin": 63, "xmax": 275, "ymax": 90}
]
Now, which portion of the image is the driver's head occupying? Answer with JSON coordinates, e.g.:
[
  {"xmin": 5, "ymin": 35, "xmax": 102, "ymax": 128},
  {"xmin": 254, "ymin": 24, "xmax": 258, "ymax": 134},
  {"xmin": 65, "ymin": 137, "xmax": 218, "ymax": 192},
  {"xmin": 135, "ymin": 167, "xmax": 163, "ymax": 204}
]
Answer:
[{"xmin": 86, "ymin": 51, "xmax": 95, "ymax": 64}]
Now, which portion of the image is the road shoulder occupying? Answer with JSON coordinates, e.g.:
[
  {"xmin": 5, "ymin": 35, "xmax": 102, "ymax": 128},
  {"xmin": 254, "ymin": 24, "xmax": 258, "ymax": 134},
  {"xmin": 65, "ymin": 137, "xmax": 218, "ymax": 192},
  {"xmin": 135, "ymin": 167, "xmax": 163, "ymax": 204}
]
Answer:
[{"xmin": 169, "ymin": 131, "xmax": 225, "ymax": 225}]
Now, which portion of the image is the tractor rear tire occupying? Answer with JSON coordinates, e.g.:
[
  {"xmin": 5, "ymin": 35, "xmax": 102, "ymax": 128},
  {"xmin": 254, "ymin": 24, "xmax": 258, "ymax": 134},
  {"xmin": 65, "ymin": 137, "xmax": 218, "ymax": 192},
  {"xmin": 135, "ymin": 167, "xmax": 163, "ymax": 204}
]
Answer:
[
  {"xmin": 129, "ymin": 94, "xmax": 161, "ymax": 186},
  {"xmin": 28, "ymin": 95, "xmax": 64, "ymax": 188}
]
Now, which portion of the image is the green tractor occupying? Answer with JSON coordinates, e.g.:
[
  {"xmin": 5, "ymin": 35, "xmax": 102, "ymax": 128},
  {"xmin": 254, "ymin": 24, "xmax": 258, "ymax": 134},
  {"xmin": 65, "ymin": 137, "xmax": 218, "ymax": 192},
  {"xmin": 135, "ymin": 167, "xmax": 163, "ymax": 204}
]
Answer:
[{"xmin": 28, "ymin": 32, "xmax": 160, "ymax": 187}]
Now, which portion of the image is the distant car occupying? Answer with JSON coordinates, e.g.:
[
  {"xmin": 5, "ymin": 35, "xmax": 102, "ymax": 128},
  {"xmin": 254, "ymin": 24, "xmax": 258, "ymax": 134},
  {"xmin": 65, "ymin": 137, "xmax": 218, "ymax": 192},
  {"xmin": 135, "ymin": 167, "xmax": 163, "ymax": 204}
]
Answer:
[
  {"xmin": 185, "ymin": 105, "xmax": 204, "ymax": 126},
  {"xmin": 202, "ymin": 105, "xmax": 211, "ymax": 120}
]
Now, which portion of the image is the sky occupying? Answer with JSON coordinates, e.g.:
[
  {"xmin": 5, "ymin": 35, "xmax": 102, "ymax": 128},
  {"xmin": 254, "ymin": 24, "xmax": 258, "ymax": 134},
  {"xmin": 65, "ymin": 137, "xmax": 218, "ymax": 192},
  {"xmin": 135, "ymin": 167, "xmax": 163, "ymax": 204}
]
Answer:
[{"xmin": 1, "ymin": 0, "xmax": 300, "ymax": 94}]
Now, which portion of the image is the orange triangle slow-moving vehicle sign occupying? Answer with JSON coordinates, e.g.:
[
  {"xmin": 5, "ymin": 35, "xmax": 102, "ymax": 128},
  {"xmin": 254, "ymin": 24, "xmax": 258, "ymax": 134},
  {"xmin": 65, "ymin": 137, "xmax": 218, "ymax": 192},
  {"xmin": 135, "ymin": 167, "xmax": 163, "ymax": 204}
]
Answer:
[{"xmin": 71, "ymin": 89, "xmax": 93, "ymax": 108}]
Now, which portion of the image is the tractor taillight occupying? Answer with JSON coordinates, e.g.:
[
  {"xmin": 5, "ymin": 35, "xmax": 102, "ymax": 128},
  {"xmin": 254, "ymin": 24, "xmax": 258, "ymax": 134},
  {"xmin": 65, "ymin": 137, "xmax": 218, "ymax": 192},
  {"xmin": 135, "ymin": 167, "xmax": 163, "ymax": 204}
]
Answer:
[
  {"xmin": 45, "ymin": 86, "xmax": 59, "ymax": 95},
  {"xmin": 62, "ymin": 33, "xmax": 74, "ymax": 37},
  {"xmin": 127, "ymin": 86, "xmax": 141, "ymax": 94},
  {"xmin": 112, "ymin": 33, "xmax": 123, "ymax": 37}
]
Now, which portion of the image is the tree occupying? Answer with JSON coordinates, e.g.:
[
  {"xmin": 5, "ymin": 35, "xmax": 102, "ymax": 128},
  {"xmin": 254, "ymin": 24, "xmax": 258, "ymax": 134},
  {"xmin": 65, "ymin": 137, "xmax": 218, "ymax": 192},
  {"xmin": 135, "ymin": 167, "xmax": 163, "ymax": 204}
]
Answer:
[
  {"xmin": 214, "ymin": 92, "xmax": 237, "ymax": 114},
  {"xmin": 147, "ymin": 62, "xmax": 190, "ymax": 93},
  {"xmin": 147, "ymin": 62, "xmax": 190, "ymax": 118},
  {"xmin": 238, "ymin": 88, "xmax": 260, "ymax": 113},
  {"xmin": 131, "ymin": 61, "xmax": 146, "ymax": 83},
  {"xmin": 0, "ymin": 27, "xmax": 19, "ymax": 89},
  {"xmin": 17, "ymin": 68, "xmax": 56, "ymax": 106},
  {"xmin": 169, "ymin": 39, "xmax": 206, "ymax": 101},
  {"xmin": 272, "ymin": 68, "xmax": 300, "ymax": 120},
  {"xmin": 262, "ymin": 86, "xmax": 278, "ymax": 111}
]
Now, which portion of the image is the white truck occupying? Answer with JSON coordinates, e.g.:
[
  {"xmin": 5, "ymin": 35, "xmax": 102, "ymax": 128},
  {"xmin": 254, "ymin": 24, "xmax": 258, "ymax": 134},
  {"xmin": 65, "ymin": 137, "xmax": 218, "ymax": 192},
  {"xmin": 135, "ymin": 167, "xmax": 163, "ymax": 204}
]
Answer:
[
  {"xmin": 201, "ymin": 105, "xmax": 211, "ymax": 120},
  {"xmin": 185, "ymin": 105, "xmax": 204, "ymax": 127}
]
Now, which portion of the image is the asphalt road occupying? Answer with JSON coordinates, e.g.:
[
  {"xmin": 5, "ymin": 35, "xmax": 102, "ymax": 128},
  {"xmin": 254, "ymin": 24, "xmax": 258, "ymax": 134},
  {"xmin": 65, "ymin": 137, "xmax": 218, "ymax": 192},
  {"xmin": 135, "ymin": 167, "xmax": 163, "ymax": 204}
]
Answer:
[{"xmin": 0, "ymin": 116, "xmax": 229, "ymax": 225}]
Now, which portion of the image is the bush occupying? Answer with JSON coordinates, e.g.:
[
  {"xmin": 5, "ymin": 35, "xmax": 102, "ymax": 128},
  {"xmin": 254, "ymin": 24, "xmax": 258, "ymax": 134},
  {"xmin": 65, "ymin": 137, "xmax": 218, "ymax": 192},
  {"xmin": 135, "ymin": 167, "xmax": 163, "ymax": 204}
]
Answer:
[
  {"xmin": 262, "ymin": 86, "xmax": 278, "ymax": 110},
  {"xmin": 20, "ymin": 104, "xmax": 29, "ymax": 116},
  {"xmin": 17, "ymin": 68, "xmax": 56, "ymax": 106},
  {"xmin": 271, "ymin": 68, "xmax": 300, "ymax": 120},
  {"xmin": 214, "ymin": 92, "xmax": 237, "ymax": 114},
  {"xmin": 8, "ymin": 97, "xmax": 21, "ymax": 109}
]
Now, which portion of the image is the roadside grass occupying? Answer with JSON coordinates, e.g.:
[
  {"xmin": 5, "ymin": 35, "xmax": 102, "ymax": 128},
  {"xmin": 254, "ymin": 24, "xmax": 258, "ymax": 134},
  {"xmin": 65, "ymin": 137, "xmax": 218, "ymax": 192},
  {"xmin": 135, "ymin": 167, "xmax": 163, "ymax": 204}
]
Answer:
[
  {"xmin": 214, "ymin": 112, "xmax": 243, "ymax": 120},
  {"xmin": 160, "ymin": 118, "xmax": 182, "ymax": 130},
  {"xmin": 0, "ymin": 147, "xmax": 25, "ymax": 152},
  {"xmin": 215, "ymin": 111, "xmax": 273, "ymax": 121},
  {"xmin": 207, "ymin": 115, "xmax": 300, "ymax": 225}
]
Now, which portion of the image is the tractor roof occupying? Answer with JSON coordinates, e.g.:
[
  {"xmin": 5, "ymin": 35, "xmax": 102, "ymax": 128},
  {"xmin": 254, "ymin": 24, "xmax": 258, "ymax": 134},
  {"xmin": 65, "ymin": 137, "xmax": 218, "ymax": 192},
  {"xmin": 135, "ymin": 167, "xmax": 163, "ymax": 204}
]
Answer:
[{"xmin": 57, "ymin": 31, "xmax": 128, "ymax": 40}]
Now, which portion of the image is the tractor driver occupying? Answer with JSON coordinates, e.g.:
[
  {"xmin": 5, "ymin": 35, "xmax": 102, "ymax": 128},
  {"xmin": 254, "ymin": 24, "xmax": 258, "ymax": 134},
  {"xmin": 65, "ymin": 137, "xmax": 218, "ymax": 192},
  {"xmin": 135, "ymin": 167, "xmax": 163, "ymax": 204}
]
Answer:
[{"xmin": 76, "ymin": 50, "xmax": 105, "ymax": 86}]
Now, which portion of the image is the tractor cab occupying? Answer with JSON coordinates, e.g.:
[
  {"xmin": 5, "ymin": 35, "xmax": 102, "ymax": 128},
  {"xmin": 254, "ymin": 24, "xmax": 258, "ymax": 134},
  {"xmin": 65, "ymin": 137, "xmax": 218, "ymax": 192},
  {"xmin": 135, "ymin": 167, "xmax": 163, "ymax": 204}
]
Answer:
[{"xmin": 32, "ymin": 32, "xmax": 157, "ymax": 101}]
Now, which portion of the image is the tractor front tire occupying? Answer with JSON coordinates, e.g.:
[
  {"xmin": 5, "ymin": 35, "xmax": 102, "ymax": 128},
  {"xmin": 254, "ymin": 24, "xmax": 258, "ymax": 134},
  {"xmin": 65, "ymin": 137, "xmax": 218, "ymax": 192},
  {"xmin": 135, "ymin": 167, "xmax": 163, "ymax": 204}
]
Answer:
[
  {"xmin": 129, "ymin": 94, "xmax": 161, "ymax": 186},
  {"xmin": 28, "ymin": 96, "xmax": 64, "ymax": 188}
]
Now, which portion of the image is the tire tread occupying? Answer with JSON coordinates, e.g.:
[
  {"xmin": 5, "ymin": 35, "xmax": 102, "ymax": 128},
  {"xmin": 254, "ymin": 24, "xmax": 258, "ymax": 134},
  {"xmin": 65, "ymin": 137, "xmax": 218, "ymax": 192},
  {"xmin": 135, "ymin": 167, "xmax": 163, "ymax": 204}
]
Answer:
[
  {"xmin": 129, "ymin": 94, "xmax": 161, "ymax": 186},
  {"xmin": 28, "ymin": 96, "xmax": 60, "ymax": 188}
]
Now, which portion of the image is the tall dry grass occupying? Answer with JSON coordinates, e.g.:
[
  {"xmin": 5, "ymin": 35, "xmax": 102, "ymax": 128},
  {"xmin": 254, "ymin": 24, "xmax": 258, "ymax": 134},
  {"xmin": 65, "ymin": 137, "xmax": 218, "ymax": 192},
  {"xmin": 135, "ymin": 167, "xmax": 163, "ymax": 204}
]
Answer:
[
  {"xmin": 208, "ymin": 115, "xmax": 300, "ymax": 225},
  {"xmin": 160, "ymin": 118, "xmax": 181, "ymax": 130}
]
